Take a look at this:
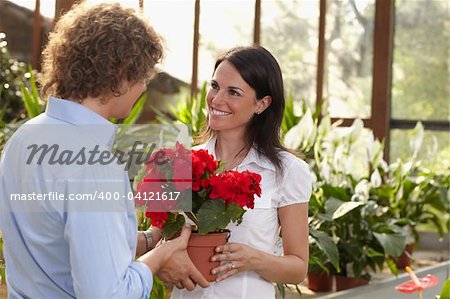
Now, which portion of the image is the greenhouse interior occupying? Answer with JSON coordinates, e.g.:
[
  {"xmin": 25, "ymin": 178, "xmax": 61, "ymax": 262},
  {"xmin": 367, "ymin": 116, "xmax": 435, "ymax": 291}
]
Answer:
[{"xmin": 0, "ymin": 0, "xmax": 448, "ymax": 298}]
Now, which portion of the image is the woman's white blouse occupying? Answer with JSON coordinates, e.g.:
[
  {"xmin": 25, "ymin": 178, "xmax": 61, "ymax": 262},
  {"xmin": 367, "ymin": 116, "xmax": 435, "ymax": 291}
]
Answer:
[{"xmin": 171, "ymin": 137, "xmax": 312, "ymax": 299}]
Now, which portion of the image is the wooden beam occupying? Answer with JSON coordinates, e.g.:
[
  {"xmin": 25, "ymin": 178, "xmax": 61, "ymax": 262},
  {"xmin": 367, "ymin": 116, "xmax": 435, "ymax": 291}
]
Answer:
[
  {"xmin": 253, "ymin": 0, "xmax": 261, "ymax": 45},
  {"xmin": 32, "ymin": 0, "xmax": 42, "ymax": 70},
  {"xmin": 316, "ymin": 0, "xmax": 326, "ymax": 113},
  {"xmin": 191, "ymin": 0, "xmax": 200, "ymax": 97},
  {"xmin": 371, "ymin": 0, "xmax": 395, "ymax": 161},
  {"xmin": 331, "ymin": 118, "xmax": 372, "ymax": 128},
  {"xmin": 55, "ymin": 0, "xmax": 75, "ymax": 22}
]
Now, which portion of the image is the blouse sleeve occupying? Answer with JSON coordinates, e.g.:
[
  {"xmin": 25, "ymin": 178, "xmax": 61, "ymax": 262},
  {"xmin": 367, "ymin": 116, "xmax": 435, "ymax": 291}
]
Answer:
[{"xmin": 277, "ymin": 156, "xmax": 312, "ymax": 207}]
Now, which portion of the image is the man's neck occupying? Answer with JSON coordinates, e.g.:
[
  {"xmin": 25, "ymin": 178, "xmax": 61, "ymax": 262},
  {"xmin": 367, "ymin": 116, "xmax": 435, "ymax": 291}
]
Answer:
[{"xmin": 80, "ymin": 97, "xmax": 111, "ymax": 120}]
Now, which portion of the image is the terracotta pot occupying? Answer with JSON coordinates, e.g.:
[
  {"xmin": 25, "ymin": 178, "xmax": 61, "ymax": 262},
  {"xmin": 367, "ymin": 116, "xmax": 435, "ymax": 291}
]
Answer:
[
  {"xmin": 187, "ymin": 231, "xmax": 230, "ymax": 282},
  {"xmin": 335, "ymin": 275, "xmax": 369, "ymax": 291},
  {"xmin": 394, "ymin": 243, "xmax": 414, "ymax": 269},
  {"xmin": 307, "ymin": 271, "xmax": 333, "ymax": 292}
]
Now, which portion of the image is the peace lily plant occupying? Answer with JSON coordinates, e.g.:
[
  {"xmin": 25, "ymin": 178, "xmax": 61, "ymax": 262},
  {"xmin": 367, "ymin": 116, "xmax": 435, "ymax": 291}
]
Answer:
[{"xmin": 283, "ymin": 101, "xmax": 449, "ymax": 283}]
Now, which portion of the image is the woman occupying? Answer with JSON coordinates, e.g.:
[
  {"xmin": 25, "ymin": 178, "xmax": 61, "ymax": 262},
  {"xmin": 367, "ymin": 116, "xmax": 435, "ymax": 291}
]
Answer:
[{"xmin": 172, "ymin": 46, "xmax": 312, "ymax": 298}]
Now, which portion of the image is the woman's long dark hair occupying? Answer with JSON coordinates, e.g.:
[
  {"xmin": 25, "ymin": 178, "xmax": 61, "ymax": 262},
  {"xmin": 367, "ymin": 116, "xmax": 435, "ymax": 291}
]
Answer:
[{"xmin": 196, "ymin": 46, "xmax": 288, "ymax": 174}]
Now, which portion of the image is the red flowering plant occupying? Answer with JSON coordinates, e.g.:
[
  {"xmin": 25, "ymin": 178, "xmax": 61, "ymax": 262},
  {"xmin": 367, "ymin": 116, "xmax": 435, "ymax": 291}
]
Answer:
[{"xmin": 134, "ymin": 142, "xmax": 262, "ymax": 237}]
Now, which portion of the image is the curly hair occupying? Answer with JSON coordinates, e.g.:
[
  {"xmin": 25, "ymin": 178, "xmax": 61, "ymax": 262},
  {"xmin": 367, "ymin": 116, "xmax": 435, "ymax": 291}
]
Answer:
[{"xmin": 39, "ymin": 3, "xmax": 164, "ymax": 102}]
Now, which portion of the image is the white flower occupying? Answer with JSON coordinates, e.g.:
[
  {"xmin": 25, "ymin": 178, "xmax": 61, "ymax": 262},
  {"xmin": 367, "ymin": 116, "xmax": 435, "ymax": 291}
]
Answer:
[
  {"xmin": 396, "ymin": 185, "xmax": 404, "ymax": 201},
  {"xmin": 320, "ymin": 157, "xmax": 331, "ymax": 182},
  {"xmin": 352, "ymin": 179, "xmax": 370, "ymax": 203},
  {"xmin": 349, "ymin": 119, "xmax": 364, "ymax": 144},
  {"xmin": 370, "ymin": 168, "xmax": 382, "ymax": 188},
  {"xmin": 410, "ymin": 122, "xmax": 424, "ymax": 158},
  {"xmin": 284, "ymin": 109, "xmax": 315, "ymax": 151}
]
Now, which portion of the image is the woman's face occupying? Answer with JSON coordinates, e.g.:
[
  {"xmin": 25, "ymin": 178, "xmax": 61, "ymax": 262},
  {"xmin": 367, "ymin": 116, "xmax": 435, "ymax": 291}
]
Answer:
[{"xmin": 206, "ymin": 60, "xmax": 261, "ymax": 135}]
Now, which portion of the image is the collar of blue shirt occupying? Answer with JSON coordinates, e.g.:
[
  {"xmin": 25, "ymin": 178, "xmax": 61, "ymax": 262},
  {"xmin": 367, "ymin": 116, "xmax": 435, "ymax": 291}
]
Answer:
[{"xmin": 45, "ymin": 97, "xmax": 117, "ymax": 148}]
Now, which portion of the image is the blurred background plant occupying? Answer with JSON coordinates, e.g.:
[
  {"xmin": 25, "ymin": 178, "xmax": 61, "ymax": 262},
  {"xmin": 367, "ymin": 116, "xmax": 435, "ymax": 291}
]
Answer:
[{"xmin": 0, "ymin": 32, "xmax": 28, "ymax": 125}]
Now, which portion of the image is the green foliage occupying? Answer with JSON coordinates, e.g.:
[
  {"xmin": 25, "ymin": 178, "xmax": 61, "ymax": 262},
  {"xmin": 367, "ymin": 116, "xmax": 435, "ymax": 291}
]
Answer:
[
  {"xmin": 154, "ymin": 82, "xmax": 207, "ymax": 140},
  {"xmin": 309, "ymin": 229, "xmax": 339, "ymax": 274},
  {"xmin": 150, "ymin": 276, "xmax": 166, "ymax": 299},
  {"xmin": 436, "ymin": 279, "xmax": 450, "ymax": 299},
  {"xmin": 392, "ymin": 0, "xmax": 449, "ymax": 121},
  {"xmin": 19, "ymin": 69, "xmax": 45, "ymax": 119},
  {"xmin": 196, "ymin": 199, "xmax": 245, "ymax": 235},
  {"xmin": 0, "ymin": 33, "xmax": 28, "ymax": 124},
  {"xmin": 289, "ymin": 102, "xmax": 448, "ymax": 280},
  {"xmin": 161, "ymin": 214, "xmax": 185, "ymax": 239},
  {"xmin": 0, "ymin": 263, "xmax": 4, "ymax": 286}
]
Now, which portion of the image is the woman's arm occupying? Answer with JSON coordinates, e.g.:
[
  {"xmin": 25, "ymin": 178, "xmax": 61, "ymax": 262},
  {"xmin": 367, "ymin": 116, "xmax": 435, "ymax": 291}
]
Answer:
[
  {"xmin": 211, "ymin": 203, "xmax": 309, "ymax": 284},
  {"xmin": 136, "ymin": 227, "xmax": 162, "ymax": 257},
  {"xmin": 255, "ymin": 203, "xmax": 309, "ymax": 283}
]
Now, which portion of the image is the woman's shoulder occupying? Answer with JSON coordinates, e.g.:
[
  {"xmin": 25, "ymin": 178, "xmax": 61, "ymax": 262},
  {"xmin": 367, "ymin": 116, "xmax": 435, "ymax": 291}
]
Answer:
[
  {"xmin": 192, "ymin": 137, "xmax": 215, "ymax": 152},
  {"xmin": 278, "ymin": 150, "xmax": 309, "ymax": 172},
  {"xmin": 192, "ymin": 144, "xmax": 204, "ymax": 150},
  {"xmin": 275, "ymin": 150, "xmax": 312, "ymax": 206}
]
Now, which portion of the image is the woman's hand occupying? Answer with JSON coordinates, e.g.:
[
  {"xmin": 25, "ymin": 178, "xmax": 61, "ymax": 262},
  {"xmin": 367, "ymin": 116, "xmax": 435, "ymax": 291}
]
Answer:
[
  {"xmin": 138, "ymin": 225, "xmax": 210, "ymax": 290},
  {"xmin": 210, "ymin": 242, "xmax": 263, "ymax": 282}
]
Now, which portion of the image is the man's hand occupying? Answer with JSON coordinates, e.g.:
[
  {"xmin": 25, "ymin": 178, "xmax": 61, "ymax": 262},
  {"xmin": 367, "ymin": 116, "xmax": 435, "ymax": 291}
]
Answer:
[{"xmin": 137, "ymin": 225, "xmax": 210, "ymax": 290}]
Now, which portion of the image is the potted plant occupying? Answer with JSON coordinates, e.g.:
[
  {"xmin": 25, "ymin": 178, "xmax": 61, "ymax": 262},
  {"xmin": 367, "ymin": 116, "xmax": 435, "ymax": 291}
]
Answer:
[
  {"xmin": 134, "ymin": 143, "xmax": 262, "ymax": 281},
  {"xmin": 307, "ymin": 188, "xmax": 340, "ymax": 292},
  {"xmin": 371, "ymin": 123, "xmax": 450, "ymax": 269},
  {"xmin": 307, "ymin": 231, "xmax": 338, "ymax": 292},
  {"xmin": 298, "ymin": 113, "xmax": 409, "ymax": 290}
]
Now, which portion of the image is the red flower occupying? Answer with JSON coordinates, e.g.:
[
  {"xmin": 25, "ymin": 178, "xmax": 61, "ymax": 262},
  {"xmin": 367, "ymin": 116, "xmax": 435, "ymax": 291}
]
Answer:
[
  {"xmin": 395, "ymin": 266, "xmax": 439, "ymax": 294},
  {"xmin": 209, "ymin": 170, "xmax": 261, "ymax": 209},
  {"xmin": 135, "ymin": 143, "xmax": 262, "ymax": 236},
  {"xmin": 145, "ymin": 211, "xmax": 169, "ymax": 229}
]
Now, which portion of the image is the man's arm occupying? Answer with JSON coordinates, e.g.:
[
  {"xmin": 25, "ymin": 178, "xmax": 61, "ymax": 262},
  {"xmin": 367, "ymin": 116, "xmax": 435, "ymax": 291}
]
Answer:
[{"xmin": 63, "ymin": 166, "xmax": 153, "ymax": 299}]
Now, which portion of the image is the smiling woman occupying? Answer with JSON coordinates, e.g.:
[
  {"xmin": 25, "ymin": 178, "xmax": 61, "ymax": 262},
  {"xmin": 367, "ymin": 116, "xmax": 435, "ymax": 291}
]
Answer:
[
  {"xmin": 172, "ymin": 46, "xmax": 312, "ymax": 299},
  {"xmin": 207, "ymin": 60, "xmax": 271, "ymax": 139}
]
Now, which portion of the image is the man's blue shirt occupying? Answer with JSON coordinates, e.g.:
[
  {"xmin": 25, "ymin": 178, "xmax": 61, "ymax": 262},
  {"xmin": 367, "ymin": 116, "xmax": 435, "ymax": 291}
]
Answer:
[{"xmin": 0, "ymin": 98, "xmax": 152, "ymax": 298}]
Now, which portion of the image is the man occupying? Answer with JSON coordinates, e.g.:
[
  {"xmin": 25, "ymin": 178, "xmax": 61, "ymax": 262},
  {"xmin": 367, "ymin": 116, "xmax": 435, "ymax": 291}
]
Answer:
[{"xmin": 0, "ymin": 3, "xmax": 208, "ymax": 298}]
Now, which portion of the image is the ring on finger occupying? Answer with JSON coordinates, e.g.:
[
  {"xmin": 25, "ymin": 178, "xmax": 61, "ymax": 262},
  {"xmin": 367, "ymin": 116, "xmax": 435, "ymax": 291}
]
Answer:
[{"xmin": 230, "ymin": 262, "xmax": 236, "ymax": 270}]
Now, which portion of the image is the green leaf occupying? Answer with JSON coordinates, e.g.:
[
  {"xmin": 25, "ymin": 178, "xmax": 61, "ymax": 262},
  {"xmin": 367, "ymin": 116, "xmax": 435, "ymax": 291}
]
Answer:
[
  {"xmin": 365, "ymin": 247, "xmax": 384, "ymax": 258},
  {"xmin": 197, "ymin": 199, "xmax": 230, "ymax": 234},
  {"xmin": 122, "ymin": 92, "xmax": 147, "ymax": 125},
  {"xmin": 373, "ymin": 232, "xmax": 407, "ymax": 258},
  {"xmin": 20, "ymin": 84, "xmax": 41, "ymax": 118},
  {"xmin": 439, "ymin": 279, "xmax": 450, "ymax": 299},
  {"xmin": 194, "ymin": 82, "xmax": 207, "ymax": 135},
  {"xmin": 312, "ymin": 98, "xmax": 326, "ymax": 121},
  {"xmin": 276, "ymin": 283, "xmax": 286, "ymax": 299},
  {"xmin": 385, "ymin": 258, "xmax": 399, "ymax": 276},
  {"xmin": 150, "ymin": 275, "xmax": 166, "ymax": 299},
  {"xmin": 28, "ymin": 67, "xmax": 40, "ymax": 107},
  {"xmin": 322, "ymin": 185, "xmax": 350, "ymax": 202},
  {"xmin": 332, "ymin": 201, "xmax": 364, "ymax": 220},
  {"xmin": 225, "ymin": 203, "xmax": 245, "ymax": 225},
  {"xmin": 309, "ymin": 229, "xmax": 340, "ymax": 272},
  {"xmin": 324, "ymin": 197, "xmax": 344, "ymax": 219},
  {"xmin": 161, "ymin": 213, "xmax": 185, "ymax": 239}
]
